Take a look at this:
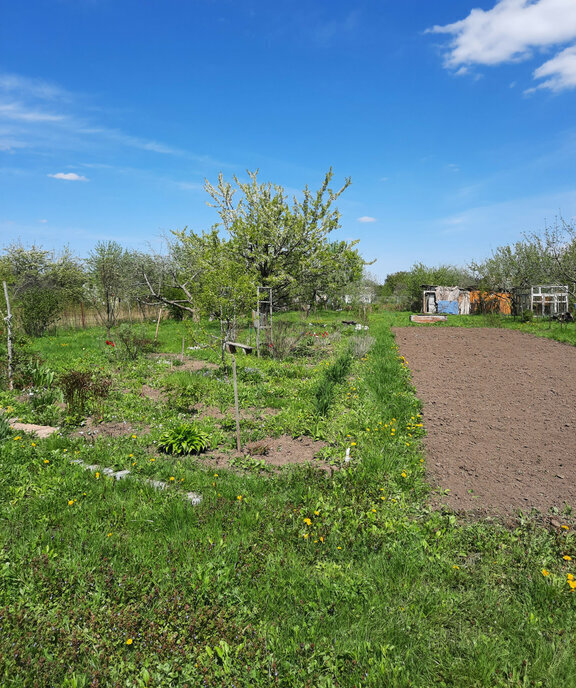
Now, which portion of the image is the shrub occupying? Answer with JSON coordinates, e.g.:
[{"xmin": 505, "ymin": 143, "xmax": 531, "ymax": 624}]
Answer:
[
  {"xmin": 164, "ymin": 375, "xmax": 205, "ymax": 412},
  {"xmin": 267, "ymin": 321, "xmax": 307, "ymax": 359},
  {"xmin": 116, "ymin": 324, "xmax": 157, "ymax": 360},
  {"xmin": 521, "ymin": 310, "xmax": 534, "ymax": 323},
  {"xmin": 59, "ymin": 370, "xmax": 111, "ymax": 417},
  {"xmin": 18, "ymin": 287, "xmax": 62, "ymax": 337},
  {"xmin": 157, "ymin": 424, "xmax": 210, "ymax": 455},
  {"xmin": 350, "ymin": 335, "xmax": 375, "ymax": 358}
]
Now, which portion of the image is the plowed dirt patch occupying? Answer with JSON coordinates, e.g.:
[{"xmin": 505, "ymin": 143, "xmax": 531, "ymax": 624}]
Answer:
[{"xmin": 393, "ymin": 327, "xmax": 576, "ymax": 516}]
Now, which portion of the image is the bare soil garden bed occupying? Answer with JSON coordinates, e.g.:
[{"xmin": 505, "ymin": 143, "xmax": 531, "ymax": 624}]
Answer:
[
  {"xmin": 200, "ymin": 434, "xmax": 329, "ymax": 472},
  {"xmin": 393, "ymin": 327, "xmax": 576, "ymax": 517}
]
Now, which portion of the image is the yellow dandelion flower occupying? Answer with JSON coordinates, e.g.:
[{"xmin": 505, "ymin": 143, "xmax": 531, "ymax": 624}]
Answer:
[
  {"xmin": 568, "ymin": 580, "xmax": 576, "ymax": 590},
  {"xmin": 13, "ymin": 436, "xmax": 21, "ymax": 441},
  {"xmin": 337, "ymin": 546, "xmax": 342, "ymax": 550},
  {"xmin": 453, "ymin": 565, "xmax": 460, "ymax": 570},
  {"xmin": 401, "ymin": 472, "xmax": 407, "ymax": 478},
  {"xmin": 303, "ymin": 533, "xmax": 309, "ymax": 539},
  {"xmin": 563, "ymin": 555, "xmax": 572, "ymax": 561},
  {"xmin": 169, "ymin": 476, "xmax": 175, "ymax": 481},
  {"xmin": 314, "ymin": 510, "xmax": 320, "ymax": 516},
  {"xmin": 126, "ymin": 638, "xmax": 133, "ymax": 645},
  {"xmin": 350, "ymin": 442, "xmax": 356, "ymax": 446},
  {"xmin": 214, "ymin": 473, "xmax": 218, "ymax": 477},
  {"xmin": 95, "ymin": 472, "xmax": 100, "ymax": 479},
  {"xmin": 107, "ymin": 533, "xmax": 112, "ymax": 537},
  {"xmin": 131, "ymin": 434, "xmax": 137, "ymax": 439},
  {"xmin": 304, "ymin": 517, "xmax": 312, "ymax": 526},
  {"xmin": 68, "ymin": 500, "xmax": 74, "ymax": 506},
  {"xmin": 237, "ymin": 495, "xmax": 243, "ymax": 501},
  {"xmin": 320, "ymin": 536, "xmax": 324, "ymax": 543},
  {"xmin": 567, "ymin": 573, "xmax": 574, "ymax": 581},
  {"xmin": 44, "ymin": 459, "xmax": 49, "ymax": 464},
  {"xmin": 31, "ymin": 442, "xmax": 36, "ymax": 447},
  {"xmin": 542, "ymin": 569, "xmax": 550, "ymax": 576},
  {"xmin": 129, "ymin": 454, "xmax": 133, "ymax": 458},
  {"xmin": 561, "ymin": 525, "xmax": 569, "ymax": 530},
  {"xmin": 371, "ymin": 509, "xmax": 376, "ymax": 513}
]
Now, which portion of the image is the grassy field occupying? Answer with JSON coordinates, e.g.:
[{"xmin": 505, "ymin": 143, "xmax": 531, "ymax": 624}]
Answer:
[{"xmin": 0, "ymin": 312, "xmax": 575, "ymax": 687}]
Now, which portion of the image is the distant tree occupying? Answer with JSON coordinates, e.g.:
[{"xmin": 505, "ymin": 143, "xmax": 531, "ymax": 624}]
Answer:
[
  {"xmin": 0, "ymin": 243, "xmax": 84, "ymax": 336},
  {"xmin": 469, "ymin": 241, "xmax": 554, "ymax": 291},
  {"xmin": 382, "ymin": 263, "xmax": 472, "ymax": 311},
  {"xmin": 85, "ymin": 241, "xmax": 131, "ymax": 335}
]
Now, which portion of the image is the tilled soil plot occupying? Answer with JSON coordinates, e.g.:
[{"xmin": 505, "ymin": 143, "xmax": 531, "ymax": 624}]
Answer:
[{"xmin": 393, "ymin": 327, "xmax": 576, "ymax": 516}]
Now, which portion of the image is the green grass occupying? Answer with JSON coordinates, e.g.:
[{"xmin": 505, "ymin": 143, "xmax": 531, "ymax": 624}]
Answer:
[{"xmin": 0, "ymin": 313, "xmax": 575, "ymax": 686}]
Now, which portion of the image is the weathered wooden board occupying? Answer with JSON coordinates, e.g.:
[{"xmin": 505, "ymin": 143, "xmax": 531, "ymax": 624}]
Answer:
[{"xmin": 410, "ymin": 314, "xmax": 447, "ymax": 323}]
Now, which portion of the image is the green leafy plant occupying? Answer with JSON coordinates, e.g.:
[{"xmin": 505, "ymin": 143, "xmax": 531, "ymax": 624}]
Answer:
[
  {"xmin": 157, "ymin": 423, "xmax": 210, "ymax": 455},
  {"xmin": 312, "ymin": 350, "xmax": 352, "ymax": 416},
  {"xmin": 59, "ymin": 370, "xmax": 112, "ymax": 417},
  {"xmin": 116, "ymin": 324, "xmax": 157, "ymax": 360},
  {"xmin": 0, "ymin": 414, "xmax": 12, "ymax": 442},
  {"xmin": 229, "ymin": 455, "xmax": 271, "ymax": 472}
]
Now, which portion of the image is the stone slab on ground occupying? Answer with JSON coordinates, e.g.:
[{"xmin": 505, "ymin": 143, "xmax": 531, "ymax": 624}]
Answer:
[{"xmin": 9, "ymin": 421, "xmax": 59, "ymax": 439}]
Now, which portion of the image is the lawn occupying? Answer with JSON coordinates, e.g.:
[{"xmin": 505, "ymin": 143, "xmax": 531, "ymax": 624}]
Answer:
[{"xmin": 0, "ymin": 312, "xmax": 575, "ymax": 687}]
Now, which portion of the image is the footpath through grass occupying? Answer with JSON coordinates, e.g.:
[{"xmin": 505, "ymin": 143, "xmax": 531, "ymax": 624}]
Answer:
[{"xmin": 0, "ymin": 314, "xmax": 575, "ymax": 686}]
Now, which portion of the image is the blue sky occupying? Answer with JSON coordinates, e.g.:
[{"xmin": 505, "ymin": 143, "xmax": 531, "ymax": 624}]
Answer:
[{"xmin": 1, "ymin": 0, "xmax": 576, "ymax": 281}]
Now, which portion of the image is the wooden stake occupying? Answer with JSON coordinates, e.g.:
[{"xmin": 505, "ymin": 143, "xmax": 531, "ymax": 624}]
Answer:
[
  {"xmin": 181, "ymin": 336, "xmax": 185, "ymax": 360},
  {"xmin": 2, "ymin": 281, "xmax": 13, "ymax": 391},
  {"xmin": 232, "ymin": 353, "xmax": 241, "ymax": 452},
  {"xmin": 154, "ymin": 307, "xmax": 163, "ymax": 343}
]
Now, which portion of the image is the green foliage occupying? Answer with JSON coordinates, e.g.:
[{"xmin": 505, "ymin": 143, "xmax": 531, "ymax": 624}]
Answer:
[
  {"xmin": 85, "ymin": 241, "xmax": 131, "ymax": 333},
  {"xmin": 3, "ymin": 313, "xmax": 576, "ymax": 686},
  {"xmin": 312, "ymin": 349, "xmax": 352, "ymax": 416},
  {"xmin": 521, "ymin": 309, "xmax": 534, "ymax": 323},
  {"xmin": 157, "ymin": 423, "xmax": 210, "ymax": 455},
  {"xmin": 1, "ymin": 243, "xmax": 84, "ymax": 337},
  {"xmin": 0, "ymin": 414, "xmax": 12, "ymax": 442},
  {"xmin": 18, "ymin": 286, "xmax": 61, "ymax": 336},
  {"xmin": 59, "ymin": 370, "xmax": 111, "ymax": 417},
  {"xmin": 267, "ymin": 320, "xmax": 307, "ymax": 359},
  {"xmin": 115, "ymin": 324, "xmax": 157, "ymax": 360},
  {"xmin": 163, "ymin": 373, "xmax": 206, "ymax": 412},
  {"xmin": 382, "ymin": 263, "xmax": 473, "ymax": 311},
  {"xmin": 202, "ymin": 168, "xmax": 364, "ymax": 307}
]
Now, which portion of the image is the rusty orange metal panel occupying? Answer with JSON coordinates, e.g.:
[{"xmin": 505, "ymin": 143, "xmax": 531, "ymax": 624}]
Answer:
[{"xmin": 470, "ymin": 291, "xmax": 512, "ymax": 315}]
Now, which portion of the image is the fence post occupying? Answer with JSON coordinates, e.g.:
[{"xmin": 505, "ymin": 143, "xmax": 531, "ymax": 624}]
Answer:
[
  {"xmin": 2, "ymin": 281, "xmax": 13, "ymax": 391},
  {"xmin": 232, "ymin": 353, "xmax": 241, "ymax": 452}
]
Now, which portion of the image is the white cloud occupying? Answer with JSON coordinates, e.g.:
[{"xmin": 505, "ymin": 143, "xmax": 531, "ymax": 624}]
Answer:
[
  {"xmin": 0, "ymin": 102, "xmax": 65, "ymax": 122},
  {"xmin": 0, "ymin": 73, "xmax": 69, "ymax": 101},
  {"xmin": 357, "ymin": 216, "xmax": 377, "ymax": 223},
  {"xmin": 531, "ymin": 44, "xmax": 576, "ymax": 90},
  {"xmin": 428, "ymin": 0, "xmax": 576, "ymax": 91},
  {"xmin": 48, "ymin": 172, "xmax": 89, "ymax": 181},
  {"xmin": 38, "ymin": 219, "xmax": 47, "ymax": 223}
]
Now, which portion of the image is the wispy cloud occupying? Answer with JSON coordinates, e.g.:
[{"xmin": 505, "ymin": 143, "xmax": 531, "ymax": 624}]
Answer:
[
  {"xmin": 357, "ymin": 216, "xmax": 377, "ymax": 223},
  {"xmin": 0, "ymin": 102, "xmax": 66, "ymax": 123},
  {"xmin": 427, "ymin": 0, "xmax": 576, "ymax": 92},
  {"xmin": 0, "ymin": 70, "xmax": 187, "ymax": 157},
  {"xmin": 48, "ymin": 172, "xmax": 89, "ymax": 181}
]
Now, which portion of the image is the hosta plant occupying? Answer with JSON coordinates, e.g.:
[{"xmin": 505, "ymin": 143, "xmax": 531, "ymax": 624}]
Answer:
[{"xmin": 157, "ymin": 424, "xmax": 210, "ymax": 455}]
